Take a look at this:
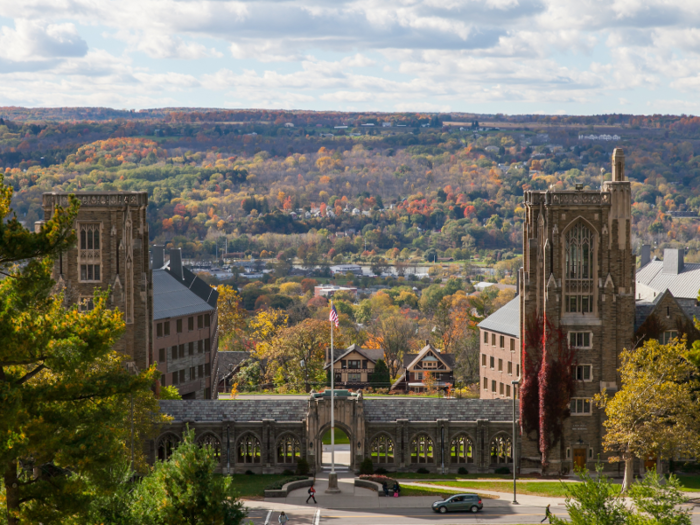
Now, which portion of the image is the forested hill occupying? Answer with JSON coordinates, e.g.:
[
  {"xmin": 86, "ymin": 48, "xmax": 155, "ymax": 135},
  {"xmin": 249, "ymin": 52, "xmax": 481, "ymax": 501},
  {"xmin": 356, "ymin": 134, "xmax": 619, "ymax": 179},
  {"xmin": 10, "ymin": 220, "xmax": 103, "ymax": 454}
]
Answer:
[{"xmin": 3, "ymin": 109, "xmax": 700, "ymax": 264}]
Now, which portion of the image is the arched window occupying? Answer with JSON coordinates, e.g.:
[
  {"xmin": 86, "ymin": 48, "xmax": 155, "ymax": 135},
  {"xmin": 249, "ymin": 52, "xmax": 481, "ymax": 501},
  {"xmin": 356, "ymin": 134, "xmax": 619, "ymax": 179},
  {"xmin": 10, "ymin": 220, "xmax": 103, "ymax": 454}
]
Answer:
[
  {"xmin": 237, "ymin": 434, "xmax": 261, "ymax": 464},
  {"xmin": 451, "ymin": 435, "xmax": 474, "ymax": 464},
  {"xmin": 410, "ymin": 435, "xmax": 434, "ymax": 464},
  {"xmin": 277, "ymin": 435, "xmax": 301, "ymax": 464},
  {"xmin": 490, "ymin": 435, "xmax": 512, "ymax": 464},
  {"xmin": 197, "ymin": 433, "xmax": 221, "ymax": 461},
  {"xmin": 370, "ymin": 435, "xmax": 394, "ymax": 464},
  {"xmin": 157, "ymin": 434, "xmax": 179, "ymax": 462},
  {"xmin": 565, "ymin": 222, "xmax": 594, "ymax": 313}
]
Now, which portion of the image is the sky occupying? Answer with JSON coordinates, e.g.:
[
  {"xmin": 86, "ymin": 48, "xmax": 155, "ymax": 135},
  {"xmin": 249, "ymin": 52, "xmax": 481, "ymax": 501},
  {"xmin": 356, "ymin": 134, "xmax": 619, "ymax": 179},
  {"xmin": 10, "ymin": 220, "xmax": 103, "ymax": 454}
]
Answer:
[{"xmin": 1, "ymin": 0, "xmax": 700, "ymax": 115}]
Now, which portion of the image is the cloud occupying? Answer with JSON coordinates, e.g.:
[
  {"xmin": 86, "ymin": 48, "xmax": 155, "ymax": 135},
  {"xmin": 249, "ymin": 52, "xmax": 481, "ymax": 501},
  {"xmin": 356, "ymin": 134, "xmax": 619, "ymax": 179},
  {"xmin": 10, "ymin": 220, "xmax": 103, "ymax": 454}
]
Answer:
[{"xmin": 0, "ymin": 20, "xmax": 88, "ymax": 61}]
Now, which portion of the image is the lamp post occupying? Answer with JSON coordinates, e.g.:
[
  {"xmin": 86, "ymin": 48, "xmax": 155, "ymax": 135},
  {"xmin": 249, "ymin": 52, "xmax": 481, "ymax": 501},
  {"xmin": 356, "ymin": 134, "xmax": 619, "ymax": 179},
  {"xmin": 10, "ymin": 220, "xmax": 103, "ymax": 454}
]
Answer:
[{"xmin": 512, "ymin": 379, "xmax": 519, "ymax": 505}]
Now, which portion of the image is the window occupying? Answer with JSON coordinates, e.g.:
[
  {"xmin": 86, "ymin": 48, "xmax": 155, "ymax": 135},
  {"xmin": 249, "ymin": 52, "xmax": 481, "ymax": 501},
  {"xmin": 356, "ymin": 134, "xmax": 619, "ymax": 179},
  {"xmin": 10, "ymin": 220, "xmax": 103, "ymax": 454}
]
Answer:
[
  {"xmin": 188, "ymin": 342, "xmax": 194, "ymax": 355},
  {"xmin": 78, "ymin": 297, "xmax": 94, "ymax": 311},
  {"xmin": 277, "ymin": 435, "xmax": 301, "ymax": 464},
  {"xmin": 516, "ymin": 364, "xmax": 520, "ymax": 377},
  {"xmin": 490, "ymin": 356, "xmax": 495, "ymax": 369},
  {"xmin": 423, "ymin": 359, "xmax": 437, "ymax": 368},
  {"xmin": 204, "ymin": 314, "xmax": 210, "ymax": 327},
  {"xmin": 171, "ymin": 346, "xmax": 177, "ymax": 360},
  {"xmin": 188, "ymin": 317, "xmax": 194, "ymax": 331},
  {"xmin": 371, "ymin": 435, "xmax": 395, "ymax": 463},
  {"xmin": 506, "ymin": 384, "xmax": 511, "ymax": 397},
  {"xmin": 499, "ymin": 382, "xmax": 504, "ymax": 395},
  {"xmin": 157, "ymin": 434, "xmax": 178, "ymax": 461},
  {"xmin": 159, "ymin": 348, "xmax": 165, "ymax": 362},
  {"xmin": 157, "ymin": 323, "xmax": 163, "ymax": 338},
  {"xmin": 491, "ymin": 333, "xmax": 496, "ymax": 346},
  {"xmin": 237, "ymin": 434, "xmax": 261, "ymax": 463},
  {"xmin": 491, "ymin": 380, "xmax": 496, "ymax": 392},
  {"xmin": 451, "ymin": 435, "xmax": 474, "ymax": 463},
  {"xmin": 205, "ymin": 338, "xmax": 211, "ymax": 352},
  {"xmin": 666, "ymin": 306, "xmax": 671, "ymax": 318},
  {"xmin": 190, "ymin": 367, "xmax": 196, "ymax": 380},
  {"xmin": 413, "ymin": 372, "xmax": 423, "ymax": 381},
  {"xmin": 198, "ymin": 315, "xmax": 204, "ymax": 329},
  {"xmin": 574, "ymin": 365, "xmax": 592, "ymax": 381},
  {"xmin": 80, "ymin": 223, "xmax": 100, "ymax": 250},
  {"xmin": 565, "ymin": 222, "xmax": 595, "ymax": 314},
  {"xmin": 198, "ymin": 364, "xmax": 203, "ymax": 378},
  {"xmin": 178, "ymin": 344, "xmax": 185, "ymax": 358},
  {"xmin": 507, "ymin": 361, "xmax": 513, "ymax": 375},
  {"xmin": 176, "ymin": 319, "xmax": 182, "ymax": 333},
  {"xmin": 197, "ymin": 434, "xmax": 221, "ymax": 461},
  {"xmin": 348, "ymin": 360, "xmax": 361, "ymax": 369},
  {"xmin": 348, "ymin": 373, "xmax": 361, "ymax": 382},
  {"xmin": 80, "ymin": 264, "xmax": 101, "ymax": 282},
  {"xmin": 198, "ymin": 340, "xmax": 203, "ymax": 353},
  {"xmin": 569, "ymin": 332, "xmax": 591, "ymax": 348},
  {"xmin": 483, "ymin": 377, "xmax": 488, "ymax": 389},
  {"xmin": 510, "ymin": 338, "xmax": 515, "ymax": 352},
  {"xmin": 498, "ymin": 359, "xmax": 503, "ymax": 372},
  {"xmin": 570, "ymin": 398, "xmax": 592, "ymax": 415},
  {"xmin": 490, "ymin": 435, "xmax": 512, "ymax": 464},
  {"xmin": 172, "ymin": 371, "xmax": 178, "ymax": 385},
  {"xmin": 179, "ymin": 370, "xmax": 185, "ymax": 383},
  {"xmin": 164, "ymin": 322, "xmax": 170, "ymax": 336},
  {"xmin": 499, "ymin": 335, "xmax": 505, "ymax": 348},
  {"xmin": 483, "ymin": 331, "xmax": 488, "ymax": 344},
  {"xmin": 482, "ymin": 354, "xmax": 486, "ymax": 367},
  {"xmin": 661, "ymin": 331, "xmax": 678, "ymax": 344},
  {"xmin": 410, "ymin": 435, "xmax": 434, "ymax": 463},
  {"xmin": 362, "ymin": 360, "xmax": 368, "ymax": 369},
  {"xmin": 205, "ymin": 363, "xmax": 211, "ymax": 377}
]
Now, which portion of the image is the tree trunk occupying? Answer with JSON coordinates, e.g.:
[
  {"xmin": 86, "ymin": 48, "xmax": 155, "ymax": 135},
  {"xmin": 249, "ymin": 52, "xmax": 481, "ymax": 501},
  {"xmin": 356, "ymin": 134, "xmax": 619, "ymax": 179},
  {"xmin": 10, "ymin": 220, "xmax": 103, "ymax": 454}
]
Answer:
[
  {"xmin": 621, "ymin": 455, "xmax": 634, "ymax": 493},
  {"xmin": 3, "ymin": 461, "xmax": 19, "ymax": 525}
]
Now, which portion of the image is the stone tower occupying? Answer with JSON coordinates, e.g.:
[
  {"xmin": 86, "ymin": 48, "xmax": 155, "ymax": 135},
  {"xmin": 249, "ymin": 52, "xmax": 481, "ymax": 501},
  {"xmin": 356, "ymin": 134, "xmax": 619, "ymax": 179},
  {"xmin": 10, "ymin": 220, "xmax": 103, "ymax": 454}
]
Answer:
[
  {"xmin": 41, "ymin": 191, "xmax": 152, "ymax": 371},
  {"xmin": 519, "ymin": 148, "xmax": 635, "ymax": 473}
]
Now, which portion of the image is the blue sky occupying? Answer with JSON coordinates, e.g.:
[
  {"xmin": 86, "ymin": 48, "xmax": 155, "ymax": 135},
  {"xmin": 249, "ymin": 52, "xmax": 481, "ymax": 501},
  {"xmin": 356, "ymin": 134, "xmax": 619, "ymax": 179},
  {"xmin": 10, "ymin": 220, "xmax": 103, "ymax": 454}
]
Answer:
[{"xmin": 1, "ymin": 0, "xmax": 700, "ymax": 115}]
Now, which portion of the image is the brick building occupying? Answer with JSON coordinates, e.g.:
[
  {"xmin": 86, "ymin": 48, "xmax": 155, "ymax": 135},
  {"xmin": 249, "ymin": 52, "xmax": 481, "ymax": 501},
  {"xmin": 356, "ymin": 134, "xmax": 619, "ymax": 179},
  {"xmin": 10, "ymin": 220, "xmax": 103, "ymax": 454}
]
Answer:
[
  {"xmin": 478, "ymin": 297, "xmax": 520, "ymax": 400},
  {"xmin": 41, "ymin": 191, "xmax": 152, "ymax": 371},
  {"xmin": 152, "ymin": 246, "xmax": 219, "ymax": 399}
]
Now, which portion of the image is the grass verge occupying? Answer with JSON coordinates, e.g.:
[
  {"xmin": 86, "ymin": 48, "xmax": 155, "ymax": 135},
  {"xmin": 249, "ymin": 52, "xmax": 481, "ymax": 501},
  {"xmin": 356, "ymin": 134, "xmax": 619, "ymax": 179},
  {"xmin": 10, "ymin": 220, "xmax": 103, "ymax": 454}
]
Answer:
[
  {"xmin": 229, "ymin": 475, "xmax": 303, "ymax": 500},
  {"xmin": 400, "ymin": 485, "xmax": 498, "ymax": 499},
  {"xmin": 675, "ymin": 475, "xmax": 700, "ymax": 492},
  {"xmin": 392, "ymin": 473, "xmax": 512, "ymax": 480},
  {"xmin": 422, "ymin": 481, "xmax": 571, "ymax": 498}
]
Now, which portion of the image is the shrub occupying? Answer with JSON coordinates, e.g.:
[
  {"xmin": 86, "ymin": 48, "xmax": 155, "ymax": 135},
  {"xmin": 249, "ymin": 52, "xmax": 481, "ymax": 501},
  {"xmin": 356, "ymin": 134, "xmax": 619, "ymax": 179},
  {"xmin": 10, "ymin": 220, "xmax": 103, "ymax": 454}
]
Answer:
[
  {"xmin": 359, "ymin": 458, "xmax": 374, "ymax": 475},
  {"xmin": 359, "ymin": 474, "xmax": 397, "ymax": 486},
  {"xmin": 458, "ymin": 467, "xmax": 468, "ymax": 475},
  {"xmin": 264, "ymin": 476, "xmax": 308, "ymax": 491},
  {"xmin": 245, "ymin": 470, "xmax": 255, "ymax": 475},
  {"xmin": 282, "ymin": 469, "xmax": 294, "ymax": 476},
  {"xmin": 296, "ymin": 458, "xmax": 310, "ymax": 476},
  {"xmin": 374, "ymin": 467, "xmax": 388, "ymax": 475},
  {"xmin": 495, "ymin": 467, "xmax": 510, "ymax": 475},
  {"xmin": 417, "ymin": 467, "xmax": 430, "ymax": 474}
]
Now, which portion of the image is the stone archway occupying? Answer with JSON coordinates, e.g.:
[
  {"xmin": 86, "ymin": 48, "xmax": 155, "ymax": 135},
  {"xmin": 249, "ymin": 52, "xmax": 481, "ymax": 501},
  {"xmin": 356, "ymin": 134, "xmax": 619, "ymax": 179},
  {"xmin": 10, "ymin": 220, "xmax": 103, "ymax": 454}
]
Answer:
[{"xmin": 318, "ymin": 421, "xmax": 353, "ymax": 469}]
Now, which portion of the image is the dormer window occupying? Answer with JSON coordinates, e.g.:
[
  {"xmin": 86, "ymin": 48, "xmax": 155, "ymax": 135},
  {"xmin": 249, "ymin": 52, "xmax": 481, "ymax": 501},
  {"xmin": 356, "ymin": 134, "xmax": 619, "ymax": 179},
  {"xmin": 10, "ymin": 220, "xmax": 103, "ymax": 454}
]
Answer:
[{"xmin": 422, "ymin": 355, "xmax": 439, "ymax": 369}]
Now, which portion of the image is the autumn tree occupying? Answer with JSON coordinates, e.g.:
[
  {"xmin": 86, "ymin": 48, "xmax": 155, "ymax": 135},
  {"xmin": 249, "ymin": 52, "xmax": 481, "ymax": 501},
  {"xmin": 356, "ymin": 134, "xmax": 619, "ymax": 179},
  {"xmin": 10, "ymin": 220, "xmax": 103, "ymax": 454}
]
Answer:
[
  {"xmin": 217, "ymin": 285, "xmax": 247, "ymax": 351},
  {"xmin": 595, "ymin": 339, "xmax": 700, "ymax": 492},
  {"xmin": 372, "ymin": 314, "xmax": 416, "ymax": 377}
]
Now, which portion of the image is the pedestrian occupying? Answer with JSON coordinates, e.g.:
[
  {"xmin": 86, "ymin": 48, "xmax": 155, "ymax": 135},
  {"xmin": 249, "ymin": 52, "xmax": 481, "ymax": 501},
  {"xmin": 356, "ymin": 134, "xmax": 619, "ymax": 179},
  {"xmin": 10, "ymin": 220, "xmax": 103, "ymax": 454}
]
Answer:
[
  {"xmin": 392, "ymin": 481, "xmax": 400, "ymax": 497},
  {"xmin": 382, "ymin": 481, "xmax": 389, "ymax": 497},
  {"xmin": 306, "ymin": 484, "xmax": 317, "ymax": 504},
  {"xmin": 541, "ymin": 504, "xmax": 551, "ymax": 523},
  {"xmin": 278, "ymin": 511, "xmax": 289, "ymax": 524}
]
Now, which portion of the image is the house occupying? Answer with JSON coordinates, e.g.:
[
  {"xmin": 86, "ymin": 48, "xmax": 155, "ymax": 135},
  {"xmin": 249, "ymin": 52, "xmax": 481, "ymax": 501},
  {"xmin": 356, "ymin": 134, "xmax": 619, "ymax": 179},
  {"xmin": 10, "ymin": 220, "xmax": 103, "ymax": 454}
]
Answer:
[
  {"xmin": 284, "ymin": 123, "xmax": 294, "ymax": 128},
  {"xmin": 314, "ymin": 285, "xmax": 358, "ymax": 299},
  {"xmin": 391, "ymin": 342, "xmax": 455, "ymax": 393},
  {"xmin": 215, "ymin": 351, "xmax": 252, "ymax": 394},
  {"xmin": 324, "ymin": 344, "xmax": 387, "ymax": 388}
]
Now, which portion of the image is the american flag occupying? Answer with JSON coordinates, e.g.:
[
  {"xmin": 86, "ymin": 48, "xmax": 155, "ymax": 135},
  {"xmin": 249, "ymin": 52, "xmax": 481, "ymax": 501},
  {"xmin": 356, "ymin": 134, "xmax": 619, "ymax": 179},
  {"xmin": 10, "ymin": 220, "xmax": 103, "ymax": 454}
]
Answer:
[{"xmin": 329, "ymin": 304, "xmax": 339, "ymax": 327}]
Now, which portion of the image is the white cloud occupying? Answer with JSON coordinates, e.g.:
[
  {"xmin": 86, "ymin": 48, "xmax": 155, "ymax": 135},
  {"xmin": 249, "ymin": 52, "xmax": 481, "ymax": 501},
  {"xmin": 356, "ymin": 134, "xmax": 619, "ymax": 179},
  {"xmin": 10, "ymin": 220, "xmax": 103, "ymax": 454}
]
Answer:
[{"xmin": 0, "ymin": 19, "xmax": 87, "ymax": 61}]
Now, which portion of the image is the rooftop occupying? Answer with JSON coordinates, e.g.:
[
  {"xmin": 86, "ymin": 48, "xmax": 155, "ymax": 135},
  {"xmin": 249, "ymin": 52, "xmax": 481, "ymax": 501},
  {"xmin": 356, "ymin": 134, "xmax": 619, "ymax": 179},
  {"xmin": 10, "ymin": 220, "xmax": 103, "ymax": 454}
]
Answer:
[
  {"xmin": 153, "ymin": 269, "xmax": 214, "ymax": 320},
  {"xmin": 477, "ymin": 296, "xmax": 520, "ymax": 338}
]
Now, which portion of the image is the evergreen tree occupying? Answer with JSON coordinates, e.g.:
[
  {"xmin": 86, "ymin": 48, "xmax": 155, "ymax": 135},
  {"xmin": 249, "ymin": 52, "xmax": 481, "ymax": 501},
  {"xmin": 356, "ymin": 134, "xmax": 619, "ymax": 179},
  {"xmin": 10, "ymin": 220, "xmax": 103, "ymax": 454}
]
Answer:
[{"xmin": 371, "ymin": 359, "xmax": 391, "ymax": 387}]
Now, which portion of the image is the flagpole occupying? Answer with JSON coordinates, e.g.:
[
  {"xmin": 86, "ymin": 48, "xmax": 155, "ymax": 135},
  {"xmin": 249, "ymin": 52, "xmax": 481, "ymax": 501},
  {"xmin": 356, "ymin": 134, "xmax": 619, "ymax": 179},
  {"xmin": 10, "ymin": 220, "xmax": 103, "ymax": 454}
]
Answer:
[{"xmin": 330, "ymin": 300, "xmax": 335, "ymax": 475}]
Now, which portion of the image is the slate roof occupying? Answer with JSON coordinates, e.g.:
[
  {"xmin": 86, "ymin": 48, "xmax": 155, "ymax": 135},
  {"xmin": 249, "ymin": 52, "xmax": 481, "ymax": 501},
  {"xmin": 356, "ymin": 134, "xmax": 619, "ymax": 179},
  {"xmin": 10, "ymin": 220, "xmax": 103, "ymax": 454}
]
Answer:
[
  {"xmin": 217, "ymin": 351, "xmax": 250, "ymax": 374},
  {"xmin": 159, "ymin": 400, "xmax": 307, "ymax": 422},
  {"xmin": 477, "ymin": 296, "xmax": 520, "ymax": 338},
  {"xmin": 325, "ymin": 345, "xmax": 385, "ymax": 369},
  {"xmin": 364, "ymin": 398, "xmax": 517, "ymax": 422},
  {"xmin": 636, "ymin": 259, "xmax": 700, "ymax": 300},
  {"xmin": 153, "ymin": 269, "xmax": 214, "ymax": 320}
]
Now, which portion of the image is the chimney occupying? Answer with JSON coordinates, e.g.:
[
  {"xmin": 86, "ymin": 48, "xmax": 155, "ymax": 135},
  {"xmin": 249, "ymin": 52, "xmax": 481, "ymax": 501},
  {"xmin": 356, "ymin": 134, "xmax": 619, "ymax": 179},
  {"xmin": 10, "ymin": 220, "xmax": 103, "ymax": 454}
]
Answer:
[
  {"xmin": 663, "ymin": 248, "xmax": 684, "ymax": 275},
  {"xmin": 152, "ymin": 245, "xmax": 165, "ymax": 269},
  {"xmin": 612, "ymin": 148, "xmax": 625, "ymax": 182},
  {"xmin": 640, "ymin": 245, "xmax": 651, "ymax": 268},
  {"xmin": 169, "ymin": 248, "xmax": 184, "ymax": 280}
]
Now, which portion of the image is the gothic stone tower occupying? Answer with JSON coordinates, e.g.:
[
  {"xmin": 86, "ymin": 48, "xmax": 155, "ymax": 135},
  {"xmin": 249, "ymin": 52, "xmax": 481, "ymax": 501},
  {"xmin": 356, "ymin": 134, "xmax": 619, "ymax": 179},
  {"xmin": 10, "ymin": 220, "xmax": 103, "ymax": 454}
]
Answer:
[
  {"xmin": 42, "ymin": 191, "xmax": 152, "ymax": 371},
  {"xmin": 519, "ymin": 148, "xmax": 635, "ymax": 473}
]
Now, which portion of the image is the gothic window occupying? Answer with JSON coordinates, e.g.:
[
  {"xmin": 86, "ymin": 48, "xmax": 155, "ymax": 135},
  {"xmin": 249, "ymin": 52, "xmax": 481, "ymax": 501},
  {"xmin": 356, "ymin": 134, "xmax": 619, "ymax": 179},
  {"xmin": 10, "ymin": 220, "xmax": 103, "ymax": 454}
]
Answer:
[
  {"xmin": 490, "ymin": 435, "xmax": 512, "ymax": 464},
  {"xmin": 410, "ymin": 434, "xmax": 434, "ymax": 464},
  {"xmin": 277, "ymin": 435, "xmax": 301, "ymax": 464},
  {"xmin": 451, "ymin": 435, "xmax": 474, "ymax": 464},
  {"xmin": 565, "ymin": 222, "xmax": 594, "ymax": 313},
  {"xmin": 157, "ymin": 434, "xmax": 179, "ymax": 461},
  {"xmin": 197, "ymin": 433, "xmax": 221, "ymax": 461},
  {"xmin": 78, "ymin": 223, "xmax": 102, "ymax": 283},
  {"xmin": 237, "ymin": 434, "xmax": 261, "ymax": 464},
  {"xmin": 370, "ymin": 435, "xmax": 394, "ymax": 464}
]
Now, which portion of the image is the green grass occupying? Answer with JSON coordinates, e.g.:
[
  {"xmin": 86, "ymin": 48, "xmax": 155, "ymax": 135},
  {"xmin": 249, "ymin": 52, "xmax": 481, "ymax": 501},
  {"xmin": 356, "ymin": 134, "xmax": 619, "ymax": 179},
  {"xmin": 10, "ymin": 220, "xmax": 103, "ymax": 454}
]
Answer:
[
  {"xmin": 422, "ymin": 481, "xmax": 573, "ymax": 498},
  {"xmin": 675, "ymin": 475, "xmax": 700, "ymax": 492},
  {"xmin": 392, "ymin": 473, "xmax": 512, "ymax": 480},
  {"xmin": 229, "ymin": 474, "xmax": 303, "ymax": 500},
  {"xmin": 400, "ymin": 485, "xmax": 498, "ymax": 499},
  {"xmin": 322, "ymin": 428, "xmax": 350, "ymax": 445}
]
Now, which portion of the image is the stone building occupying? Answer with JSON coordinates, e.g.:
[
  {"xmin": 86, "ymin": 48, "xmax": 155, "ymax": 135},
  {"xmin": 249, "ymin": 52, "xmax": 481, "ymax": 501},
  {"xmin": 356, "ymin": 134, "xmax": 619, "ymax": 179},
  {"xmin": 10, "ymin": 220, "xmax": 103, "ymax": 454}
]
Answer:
[
  {"xmin": 478, "ymin": 296, "xmax": 520, "ymax": 400},
  {"xmin": 154, "ymin": 393, "xmax": 516, "ymax": 474},
  {"xmin": 41, "ymin": 191, "xmax": 152, "ymax": 371},
  {"xmin": 152, "ymin": 246, "xmax": 219, "ymax": 399}
]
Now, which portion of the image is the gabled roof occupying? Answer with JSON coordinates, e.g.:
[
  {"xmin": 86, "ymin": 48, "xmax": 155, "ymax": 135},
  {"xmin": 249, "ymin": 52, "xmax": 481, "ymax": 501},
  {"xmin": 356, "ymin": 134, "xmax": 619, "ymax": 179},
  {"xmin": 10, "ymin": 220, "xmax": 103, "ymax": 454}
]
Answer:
[
  {"xmin": 324, "ymin": 344, "xmax": 384, "ymax": 369},
  {"xmin": 402, "ymin": 344, "xmax": 455, "ymax": 371},
  {"xmin": 217, "ymin": 351, "xmax": 250, "ymax": 374},
  {"xmin": 153, "ymin": 269, "xmax": 215, "ymax": 320},
  {"xmin": 636, "ymin": 259, "xmax": 700, "ymax": 300},
  {"xmin": 635, "ymin": 289, "xmax": 700, "ymax": 333},
  {"xmin": 477, "ymin": 296, "xmax": 520, "ymax": 338}
]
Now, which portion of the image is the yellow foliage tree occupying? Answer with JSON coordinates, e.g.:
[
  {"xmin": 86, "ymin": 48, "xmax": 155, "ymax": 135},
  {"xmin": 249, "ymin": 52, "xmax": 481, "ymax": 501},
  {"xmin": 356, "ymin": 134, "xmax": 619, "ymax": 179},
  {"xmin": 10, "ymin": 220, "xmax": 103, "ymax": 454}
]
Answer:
[{"xmin": 216, "ymin": 285, "xmax": 247, "ymax": 350}]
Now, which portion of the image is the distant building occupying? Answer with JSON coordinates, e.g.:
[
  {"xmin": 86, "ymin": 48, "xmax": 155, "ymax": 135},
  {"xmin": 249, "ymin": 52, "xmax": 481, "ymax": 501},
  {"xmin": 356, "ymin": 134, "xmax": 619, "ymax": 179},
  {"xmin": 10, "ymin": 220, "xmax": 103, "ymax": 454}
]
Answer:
[
  {"xmin": 314, "ymin": 285, "xmax": 358, "ymax": 299},
  {"xmin": 391, "ymin": 342, "xmax": 455, "ymax": 393},
  {"xmin": 478, "ymin": 297, "xmax": 520, "ymax": 400},
  {"xmin": 330, "ymin": 264, "xmax": 363, "ymax": 276},
  {"xmin": 324, "ymin": 344, "xmax": 386, "ymax": 388}
]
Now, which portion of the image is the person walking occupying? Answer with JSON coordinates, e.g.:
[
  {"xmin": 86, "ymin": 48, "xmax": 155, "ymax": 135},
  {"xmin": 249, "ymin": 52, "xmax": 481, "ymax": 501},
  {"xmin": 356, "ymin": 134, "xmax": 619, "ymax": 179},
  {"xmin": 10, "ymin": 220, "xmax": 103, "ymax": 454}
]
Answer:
[
  {"xmin": 278, "ymin": 511, "xmax": 289, "ymax": 524},
  {"xmin": 541, "ymin": 504, "xmax": 552, "ymax": 523},
  {"xmin": 382, "ymin": 481, "xmax": 389, "ymax": 497},
  {"xmin": 306, "ymin": 484, "xmax": 317, "ymax": 504}
]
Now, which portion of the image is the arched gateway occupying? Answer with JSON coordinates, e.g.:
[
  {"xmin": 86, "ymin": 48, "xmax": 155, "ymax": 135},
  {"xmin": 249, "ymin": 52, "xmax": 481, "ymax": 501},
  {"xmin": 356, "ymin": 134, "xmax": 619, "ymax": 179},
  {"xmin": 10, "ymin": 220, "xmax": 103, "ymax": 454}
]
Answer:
[{"xmin": 154, "ymin": 391, "xmax": 516, "ymax": 474}]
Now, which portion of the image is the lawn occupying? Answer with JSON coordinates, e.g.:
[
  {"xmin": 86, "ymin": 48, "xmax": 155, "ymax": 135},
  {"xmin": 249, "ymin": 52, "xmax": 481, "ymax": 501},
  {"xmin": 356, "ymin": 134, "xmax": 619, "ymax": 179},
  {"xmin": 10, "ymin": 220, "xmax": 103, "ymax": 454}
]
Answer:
[
  {"xmin": 399, "ymin": 485, "xmax": 498, "ymax": 499},
  {"xmin": 322, "ymin": 428, "xmax": 350, "ymax": 445},
  {"xmin": 392, "ymin": 473, "xmax": 512, "ymax": 480},
  {"xmin": 229, "ymin": 475, "xmax": 303, "ymax": 500},
  {"xmin": 422, "ymin": 481, "xmax": 574, "ymax": 498},
  {"xmin": 675, "ymin": 475, "xmax": 700, "ymax": 492}
]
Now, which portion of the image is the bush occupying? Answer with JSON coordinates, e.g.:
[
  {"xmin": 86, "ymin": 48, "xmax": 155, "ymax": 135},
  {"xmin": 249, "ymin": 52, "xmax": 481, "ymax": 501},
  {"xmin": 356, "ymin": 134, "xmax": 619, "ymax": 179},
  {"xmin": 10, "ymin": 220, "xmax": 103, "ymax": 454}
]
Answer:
[
  {"xmin": 495, "ymin": 467, "xmax": 510, "ymax": 475},
  {"xmin": 296, "ymin": 458, "xmax": 310, "ymax": 476},
  {"xmin": 458, "ymin": 467, "xmax": 468, "ymax": 475},
  {"xmin": 264, "ymin": 476, "xmax": 308, "ymax": 491},
  {"xmin": 245, "ymin": 470, "xmax": 255, "ymax": 475},
  {"xmin": 417, "ymin": 467, "xmax": 430, "ymax": 474},
  {"xmin": 359, "ymin": 458, "xmax": 374, "ymax": 475},
  {"xmin": 282, "ymin": 469, "xmax": 294, "ymax": 476},
  {"xmin": 374, "ymin": 467, "xmax": 388, "ymax": 475},
  {"xmin": 359, "ymin": 474, "xmax": 397, "ymax": 486}
]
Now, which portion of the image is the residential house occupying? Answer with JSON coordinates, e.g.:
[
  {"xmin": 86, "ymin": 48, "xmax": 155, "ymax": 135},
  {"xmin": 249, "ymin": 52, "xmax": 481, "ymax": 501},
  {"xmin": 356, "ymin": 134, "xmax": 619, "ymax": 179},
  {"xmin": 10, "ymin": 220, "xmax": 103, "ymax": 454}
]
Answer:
[
  {"xmin": 324, "ymin": 344, "xmax": 386, "ymax": 388},
  {"xmin": 391, "ymin": 342, "xmax": 455, "ymax": 393}
]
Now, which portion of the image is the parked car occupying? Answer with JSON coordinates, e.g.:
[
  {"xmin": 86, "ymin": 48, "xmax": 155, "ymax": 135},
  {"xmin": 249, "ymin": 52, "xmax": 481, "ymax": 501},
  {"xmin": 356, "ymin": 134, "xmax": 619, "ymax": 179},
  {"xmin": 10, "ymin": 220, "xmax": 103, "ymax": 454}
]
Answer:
[{"xmin": 432, "ymin": 493, "xmax": 483, "ymax": 513}]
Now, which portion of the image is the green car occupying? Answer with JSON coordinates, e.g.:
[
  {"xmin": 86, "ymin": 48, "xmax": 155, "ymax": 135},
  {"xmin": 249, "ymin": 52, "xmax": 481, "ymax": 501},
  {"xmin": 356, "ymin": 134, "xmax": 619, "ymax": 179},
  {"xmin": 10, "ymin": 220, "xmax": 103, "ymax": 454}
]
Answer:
[{"xmin": 432, "ymin": 493, "xmax": 483, "ymax": 514}]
